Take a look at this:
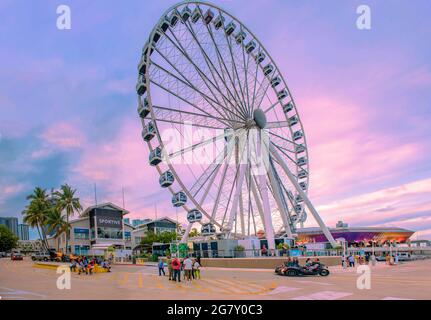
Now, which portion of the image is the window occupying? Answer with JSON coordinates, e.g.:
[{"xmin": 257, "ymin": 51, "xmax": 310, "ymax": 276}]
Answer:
[
  {"xmin": 74, "ymin": 228, "xmax": 89, "ymax": 240},
  {"xmin": 125, "ymin": 231, "xmax": 131, "ymax": 241}
]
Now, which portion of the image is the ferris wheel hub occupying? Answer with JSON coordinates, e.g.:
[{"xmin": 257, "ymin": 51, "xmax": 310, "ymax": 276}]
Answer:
[{"xmin": 253, "ymin": 109, "xmax": 267, "ymax": 129}]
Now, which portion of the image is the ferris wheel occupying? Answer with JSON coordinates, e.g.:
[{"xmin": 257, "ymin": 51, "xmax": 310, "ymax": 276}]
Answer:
[{"xmin": 136, "ymin": 1, "xmax": 336, "ymax": 249}]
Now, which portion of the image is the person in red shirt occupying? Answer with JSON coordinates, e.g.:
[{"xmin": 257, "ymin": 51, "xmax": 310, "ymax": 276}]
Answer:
[{"xmin": 171, "ymin": 256, "xmax": 181, "ymax": 282}]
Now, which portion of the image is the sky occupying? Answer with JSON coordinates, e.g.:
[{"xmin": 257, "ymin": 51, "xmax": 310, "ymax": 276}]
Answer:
[{"xmin": 0, "ymin": 0, "xmax": 430, "ymax": 240}]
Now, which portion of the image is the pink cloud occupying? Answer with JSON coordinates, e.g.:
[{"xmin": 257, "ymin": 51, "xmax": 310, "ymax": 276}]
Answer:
[{"xmin": 40, "ymin": 122, "xmax": 85, "ymax": 149}]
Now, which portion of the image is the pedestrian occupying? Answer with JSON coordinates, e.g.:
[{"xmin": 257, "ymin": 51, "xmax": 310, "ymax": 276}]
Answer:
[
  {"xmin": 183, "ymin": 256, "xmax": 193, "ymax": 281},
  {"xmin": 158, "ymin": 258, "xmax": 165, "ymax": 276},
  {"xmin": 261, "ymin": 245, "xmax": 268, "ymax": 257},
  {"xmin": 167, "ymin": 255, "xmax": 173, "ymax": 280},
  {"xmin": 172, "ymin": 256, "xmax": 181, "ymax": 282},
  {"xmin": 348, "ymin": 254, "xmax": 355, "ymax": 267},
  {"xmin": 193, "ymin": 259, "xmax": 201, "ymax": 279},
  {"xmin": 394, "ymin": 254, "xmax": 399, "ymax": 265}
]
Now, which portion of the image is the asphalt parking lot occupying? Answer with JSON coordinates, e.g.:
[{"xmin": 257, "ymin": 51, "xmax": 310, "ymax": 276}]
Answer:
[{"xmin": 1, "ymin": 257, "xmax": 430, "ymax": 300}]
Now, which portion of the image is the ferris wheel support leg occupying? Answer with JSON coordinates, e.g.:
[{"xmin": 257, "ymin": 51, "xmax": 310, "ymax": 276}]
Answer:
[
  {"xmin": 181, "ymin": 222, "xmax": 194, "ymax": 243},
  {"xmin": 257, "ymin": 174, "xmax": 276, "ymax": 251},
  {"xmin": 270, "ymin": 144, "xmax": 338, "ymax": 248},
  {"xmin": 267, "ymin": 167, "xmax": 293, "ymax": 238}
]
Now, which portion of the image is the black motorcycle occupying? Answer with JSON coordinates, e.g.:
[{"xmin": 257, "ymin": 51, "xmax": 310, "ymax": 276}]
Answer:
[{"xmin": 275, "ymin": 262, "xmax": 330, "ymax": 277}]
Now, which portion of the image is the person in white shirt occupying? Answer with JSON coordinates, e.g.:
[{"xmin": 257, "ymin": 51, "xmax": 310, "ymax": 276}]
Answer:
[{"xmin": 183, "ymin": 256, "xmax": 193, "ymax": 281}]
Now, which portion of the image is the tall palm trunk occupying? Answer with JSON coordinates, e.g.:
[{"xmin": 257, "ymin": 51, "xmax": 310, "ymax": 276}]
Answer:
[
  {"xmin": 39, "ymin": 223, "xmax": 50, "ymax": 251},
  {"xmin": 35, "ymin": 224, "xmax": 47, "ymax": 251},
  {"xmin": 65, "ymin": 214, "xmax": 69, "ymax": 254}
]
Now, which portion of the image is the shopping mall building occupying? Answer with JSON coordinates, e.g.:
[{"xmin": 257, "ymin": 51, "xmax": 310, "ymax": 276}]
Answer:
[{"xmin": 48, "ymin": 202, "xmax": 178, "ymax": 256}]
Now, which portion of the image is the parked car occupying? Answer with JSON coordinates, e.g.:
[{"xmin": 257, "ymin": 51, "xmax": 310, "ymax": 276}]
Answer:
[
  {"xmin": 11, "ymin": 252, "xmax": 23, "ymax": 261},
  {"xmin": 0, "ymin": 252, "xmax": 7, "ymax": 258},
  {"xmin": 31, "ymin": 251, "xmax": 53, "ymax": 261}
]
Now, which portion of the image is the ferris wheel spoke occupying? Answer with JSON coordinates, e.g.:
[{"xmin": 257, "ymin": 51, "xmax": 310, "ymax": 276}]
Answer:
[
  {"xmin": 152, "ymin": 46, "xmax": 237, "ymax": 124},
  {"xmin": 150, "ymin": 79, "xmax": 231, "ymax": 129},
  {"xmin": 271, "ymin": 141, "xmax": 305, "ymax": 172},
  {"xmin": 168, "ymin": 132, "xmax": 227, "ymax": 159},
  {"xmin": 267, "ymin": 158, "xmax": 293, "ymax": 237},
  {"xmin": 263, "ymin": 100, "xmax": 282, "ymax": 114},
  {"xmin": 181, "ymin": 12, "xmax": 248, "ymax": 120},
  {"xmin": 268, "ymin": 131, "xmax": 302, "ymax": 147},
  {"xmin": 151, "ymin": 61, "xmax": 240, "ymax": 126},
  {"xmin": 152, "ymin": 105, "xmax": 242, "ymax": 126},
  {"xmin": 265, "ymin": 121, "xmax": 289, "ymax": 129},
  {"xmin": 195, "ymin": 8, "xmax": 248, "ymax": 118},
  {"xmin": 222, "ymin": 24, "xmax": 248, "ymax": 118},
  {"xmin": 162, "ymin": 27, "xmax": 244, "ymax": 122},
  {"xmin": 189, "ymin": 144, "xmax": 229, "ymax": 199},
  {"xmin": 210, "ymin": 145, "xmax": 234, "ymax": 223}
]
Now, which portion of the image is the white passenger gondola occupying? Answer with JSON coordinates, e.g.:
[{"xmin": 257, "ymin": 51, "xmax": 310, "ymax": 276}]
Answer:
[
  {"xmin": 191, "ymin": 7, "xmax": 201, "ymax": 23},
  {"xmin": 288, "ymin": 115, "xmax": 299, "ymax": 127},
  {"xmin": 172, "ymin": 191, "xmax": 187, "ymax": 207},
  {"xmin": 201, "ymin": 223, "xmax": 216, "ymax": 236},
  {"xmin": 283, "ymin": 101, "xmax": 293, "ymax": 113},
  {"xmin": 152, "ymin": 30, "xmax": 162, "ymax": 44},
  {"xmin": 138, "ymin": 97, "xmax": 150, "ymax": 118},
  {"xmin": 255, "ymin": 51, "xmax": 266, "ymax": 63},
  {"xmin": 295, "ymin": 194, "xmax": 303, "ymax": 203},
  {"xmin": 225, "ymin": 21, "xmax": 236, "ymax": 35},
  {"xmin": 293, "ymin": 130, "xmax": 303, "ymax": 141},
  {"xmin": 235, "ymin": 31, "xmax": 247, "ymax": 44},
  {"xmin": 180, "ymin": 7, "xmax": 191, "ymax": 22},
  {"xmin": 270, "ymin": 76, "xmax": 281, "ymax": 88},
  {"xmin": 142, "ymin": 121, "xmax": 156, "ymax": 142},
  {"xmin": 297, "ymin": 168, "xmax": 308, "ymax": 178},
  {"xmin": 203, "ymin": 9, "xmax": 214, "ymax": 24},
  {"xmin": 149, "ymin": 147, "xmax": 163, "ymax": 166},
  {"xmin": 136, "ymin": 75, "xmax": 147, "ymax": 96},
  {"xmin": 138, "ymin": 58, "xmax": 146, "ymax": 76},
  {"xmin": 294, "ymin": 204, "xmax": 303, "ymax": 214},
  {"xmin": 277, "ymin": 89, "xmax": 288, "ymax": 100},
  {"xmin": 213, "ymin": 15, "xmax": 225, "ymax": 29},
  {"xmin": 187, "ymin": 209, "xmax": 203, "ymax": 223},
  {"xmin": 245, "ymin": 40, "xmax": 256, "ymax": 53},
  {"xmin": 170, "ymin": 12, "xmax": 179, "ymax": 27},
  {"xmin": 263, "ymin": 64, "xmax": 274, "ymax": 76},
  {"xmin": 295, "ymin": 143, "xmax": 306, "ymax": 154},
  {"xmin": 299, "ymin": 181, "xmax": 307, "ymax": 191},
  {"xmin": 160, "ymin": 16, "xmax": 170, "ymax": 32},
  {"xmin": 159, "ymin": 170, "xmax": 175, "ymax": 188}
]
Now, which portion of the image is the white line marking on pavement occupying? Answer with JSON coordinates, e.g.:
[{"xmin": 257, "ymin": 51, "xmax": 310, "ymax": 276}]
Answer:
[
  {"xmin": 293, "ymin": 280, "xmax": 334, "ymax": 286},
  {"xmin": 292, "ymin": 290, "xmax": 353, "ymax": 300},
  {"xmin": 265, "ymin": 286, "xmax": 299, "ymax": 295},
  {"xmin": 381, "ymin": 297, "xmax": 413, "ymax": 300}
]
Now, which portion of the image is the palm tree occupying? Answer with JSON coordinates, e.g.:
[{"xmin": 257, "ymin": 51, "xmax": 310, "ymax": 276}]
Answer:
[
  {"xmin": 23, "ymin": 187, "xmax": 51, "ymax": 250},
  {"xmin": 46, "ymin": 208, "xmax": 70, "ymax": 251},
  {"xmin": 22, "ymin": 198, "xmax": 50, "ymax": 251},
  {"xmin": 54, "ymin": 184, "xmax": 82, "ymax": 254}
]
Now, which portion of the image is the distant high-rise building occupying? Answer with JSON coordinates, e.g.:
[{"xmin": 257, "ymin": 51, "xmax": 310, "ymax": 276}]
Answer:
[
  {"xmin": 132, "ymin": 219, "xmax": 152, "ymax": 227},
  {"xmin": 18, "ymin": 224, "xmax": 30, "ymax": 240},
  {"xmin": 0, "ymin": 217, "xmax": 19, "ymax": 236},
  {"xmin": 123, "ymin": 218, "xmax": 130, "ymax": 225}
]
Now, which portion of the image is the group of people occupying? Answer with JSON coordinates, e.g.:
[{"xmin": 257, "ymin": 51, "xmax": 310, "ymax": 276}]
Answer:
[
  {"xmin": 158, "ymin": 255, "xmax": 201, "ymax": 282},
  {"xmin": 342, "ymin": 253, "xmax": 373, "ymax": 267},
  {"xmin": 69, "ymin": 256, "xmax": 112, "ymax": 275}
]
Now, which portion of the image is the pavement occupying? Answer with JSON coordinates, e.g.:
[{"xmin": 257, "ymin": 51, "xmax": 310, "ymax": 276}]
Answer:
[{"xmin": 0, "ymin": 257, "xmax": 430, "ymax": 300}]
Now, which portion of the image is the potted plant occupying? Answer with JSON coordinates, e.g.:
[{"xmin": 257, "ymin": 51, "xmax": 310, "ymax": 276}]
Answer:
[{"xmin": 234, "ymin": 245, "xmax": 245, "ymax": 258}]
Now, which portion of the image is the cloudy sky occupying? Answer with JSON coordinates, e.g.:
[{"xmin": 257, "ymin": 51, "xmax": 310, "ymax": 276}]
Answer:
[{"xmin": 1, "ymin": 0, "xmax": 430, "ymax": 240}]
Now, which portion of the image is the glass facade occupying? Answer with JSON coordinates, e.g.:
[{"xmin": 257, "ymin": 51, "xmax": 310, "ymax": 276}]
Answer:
[
  {"xmin": 74, "ymin": 245, "xmax": 90, "ymax": 255},
  {"xmin": 97, "ymin": 227, "xmax": 123, "ymax": 239}
]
